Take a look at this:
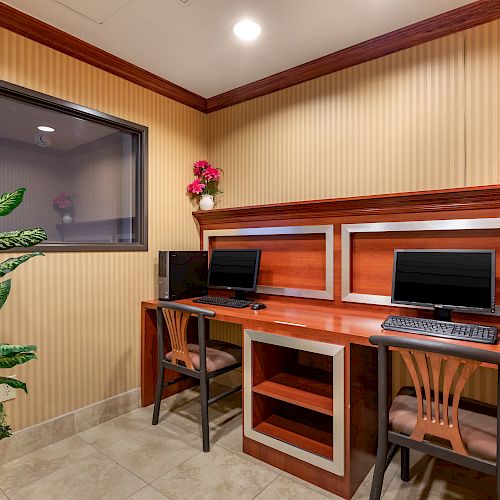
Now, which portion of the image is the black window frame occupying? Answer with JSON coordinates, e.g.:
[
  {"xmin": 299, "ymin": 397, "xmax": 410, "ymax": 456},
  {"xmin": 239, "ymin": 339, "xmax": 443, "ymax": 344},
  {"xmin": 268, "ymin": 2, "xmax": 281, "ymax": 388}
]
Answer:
[{"xmin": 0, "ymin": 80, "xmax": 148, "ymax": 252}]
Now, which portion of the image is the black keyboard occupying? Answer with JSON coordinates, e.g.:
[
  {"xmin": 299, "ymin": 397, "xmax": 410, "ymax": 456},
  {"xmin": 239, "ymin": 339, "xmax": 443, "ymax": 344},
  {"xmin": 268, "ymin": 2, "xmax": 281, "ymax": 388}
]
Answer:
[
  {"xmin": 192, "ymin": 296, "xmax": 252, "ymax": 308},
  {"xmin": 382, "ymin": 315, "xmax": 498, "ymax": 344}
]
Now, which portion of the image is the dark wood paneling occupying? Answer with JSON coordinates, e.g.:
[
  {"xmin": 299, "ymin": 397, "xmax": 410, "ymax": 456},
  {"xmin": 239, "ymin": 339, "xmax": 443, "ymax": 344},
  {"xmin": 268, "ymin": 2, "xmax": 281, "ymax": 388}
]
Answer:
[
  {"xmin": 351, "ymin": 229, "xmax": 500, "ymax": 297},
  {"xmin": 210, "ymin": 234, "xmax": 326, "ymax": 290},
  {"xmin": 0, "ymin": 2, "xmax": 206, "ymax": 112},
  {"xmin": 206, "ymin": 0, "xmax": 500, "ymax": 111},
  {"xmin": 193, "ymin": 185, "xmax": 500, "ymax": 226}
]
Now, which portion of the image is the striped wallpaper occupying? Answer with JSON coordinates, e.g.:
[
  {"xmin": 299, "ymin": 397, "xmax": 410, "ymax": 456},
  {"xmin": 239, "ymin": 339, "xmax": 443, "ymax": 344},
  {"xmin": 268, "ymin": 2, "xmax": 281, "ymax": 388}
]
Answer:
[
  {"xmin": 207, "ymin": 20, "xmax": 500, "ymax": 403},
  {"xmin": 2, "ymin": 18, "xmax": 500, "ymax": 431},
  {"xmin": 0, "ymin": 27, "xmax": 206, "ymax": 431}
]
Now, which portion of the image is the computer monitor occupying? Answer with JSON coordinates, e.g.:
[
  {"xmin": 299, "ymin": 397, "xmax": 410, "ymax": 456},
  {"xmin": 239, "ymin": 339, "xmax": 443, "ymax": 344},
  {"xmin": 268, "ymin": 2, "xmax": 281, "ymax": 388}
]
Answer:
[
  {"xmin": 392, "ymin": 249, "xmax": 496, "ymax": 321},
  {"xmin": 208, "ymin": 249, "xmax": 261, "ymax": 300}
]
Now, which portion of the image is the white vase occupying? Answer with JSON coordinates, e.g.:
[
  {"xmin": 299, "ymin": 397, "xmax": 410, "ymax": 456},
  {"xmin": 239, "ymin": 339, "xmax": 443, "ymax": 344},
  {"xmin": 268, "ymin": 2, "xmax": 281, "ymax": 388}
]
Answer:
[
  {"xmin": 62, "ymin": 213, "xmax": 73, "ymax": 224},
  {"xmin": 199, "ymin": 194, "xmax": 214, "ymax": 211}
]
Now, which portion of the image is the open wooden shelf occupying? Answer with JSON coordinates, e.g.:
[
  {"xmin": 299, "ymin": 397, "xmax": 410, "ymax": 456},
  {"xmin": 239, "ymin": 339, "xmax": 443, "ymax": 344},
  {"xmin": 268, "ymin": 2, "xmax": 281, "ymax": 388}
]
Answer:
[
  {"xmin": 252, "ymin": 372, "xmax": 333, "ymax": 416},
  {"xmin": 254, "ymin": 414, "xmax": 333, "ymax": 460}
]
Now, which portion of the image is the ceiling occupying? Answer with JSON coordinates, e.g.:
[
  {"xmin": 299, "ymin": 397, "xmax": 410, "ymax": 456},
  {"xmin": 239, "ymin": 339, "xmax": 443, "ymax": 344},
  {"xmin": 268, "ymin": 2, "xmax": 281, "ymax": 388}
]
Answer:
[
  {"xmin": 0, "ymin": 95, "xmax": 116, "ymax": 151},
  {"xmin": 4, "ymin": 0, "xmax": 476, "ymax": 98}
]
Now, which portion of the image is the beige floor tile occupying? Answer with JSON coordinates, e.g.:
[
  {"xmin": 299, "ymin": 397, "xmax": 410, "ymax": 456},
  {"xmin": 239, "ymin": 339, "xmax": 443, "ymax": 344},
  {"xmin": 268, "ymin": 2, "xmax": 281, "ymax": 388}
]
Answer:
[
  {"xmin": 212, "ymin": 369, "xmax": 242, "ymax": 389},
  {"xmin": 127, "ymin": 485, "xmax": 170, "ymax": 500},
  {"xmin": 351, "ymin": 453, "xmax": 400, "ymax": 500},
  {"xmin": 152, "ymin": 445, "xmax": 278, "ymax": 500},
  {"xmin": 0, "ymin": 435, "xmax": 95, "ymax": 494},
  {"xmin": 382, "ymin": 456, "xmax": 495, "ymax": 500},
  {"xmin": 102, "ymin": 422, "xmax": 200, "ymax": 483},
  {"xmin": 0, "ymin": 412, "xmax": 74, "ymax": 466},
  {"xmin": 78, "ymin": 408, "xmax": 152, "ymax": 449},
  {"xmin": 159, "ymin": 391, "xmax": 241, "ymax": 439},
  {"xmin": 8, "ymin": 450, "xmax": 146, "ymax": 500},
  {"xmin": 212, "ymin": 413, "xmax": 243, "ymax": 452},
  {"xmin": 255, "ymin": 475, "xmax": 333, "ymax": 500}
]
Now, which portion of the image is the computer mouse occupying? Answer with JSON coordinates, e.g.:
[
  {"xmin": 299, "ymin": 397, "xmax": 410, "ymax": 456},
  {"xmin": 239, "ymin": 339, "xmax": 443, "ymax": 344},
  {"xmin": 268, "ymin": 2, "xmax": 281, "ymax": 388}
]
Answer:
[{"xmin": 251, "ymin": 303, "xmax": 266, "ymax": 310}]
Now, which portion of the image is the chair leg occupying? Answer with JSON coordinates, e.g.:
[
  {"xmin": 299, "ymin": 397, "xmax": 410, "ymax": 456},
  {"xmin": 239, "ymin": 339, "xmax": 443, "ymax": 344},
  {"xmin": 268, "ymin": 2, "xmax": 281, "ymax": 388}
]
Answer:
[
  {"xmin": 152, "ymin": 364, "xmax": 164, "ymax": 425},
  {"xmin": 400, "ymin": 446, "xmax": 410, "ymax": 482},
  {"xmin": 200, "ymin": 374, "xmax": 210, "ymax": 452}
]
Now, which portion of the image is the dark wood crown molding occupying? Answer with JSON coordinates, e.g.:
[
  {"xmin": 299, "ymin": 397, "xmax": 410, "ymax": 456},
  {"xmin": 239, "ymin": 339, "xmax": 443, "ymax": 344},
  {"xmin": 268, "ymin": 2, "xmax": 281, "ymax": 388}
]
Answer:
[
  {"xmin": 206, "ymin": 0, "xmax": 500, "ymax": 112},
  {"xmin": 0, "ymin": 2, "xmax": 207, "ymax": 112},
  {"xmin": 192, "ymin": 185, "xmax": 500, "ymax": 226},
  {"xmin": 2, "ymin": 1, "xmax": 500, "ymax": 113}
]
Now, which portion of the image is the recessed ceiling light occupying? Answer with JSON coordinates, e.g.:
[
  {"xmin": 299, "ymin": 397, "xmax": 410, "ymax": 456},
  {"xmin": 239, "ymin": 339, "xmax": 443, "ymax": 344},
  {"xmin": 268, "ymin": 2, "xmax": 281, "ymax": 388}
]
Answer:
[
  {"xmin": 233, "ymin": 20, "xmax": 261, "ymax": 41},
  {"xmin": 37, "ymin": 125, "xmax": 55, "ymax": 132}
]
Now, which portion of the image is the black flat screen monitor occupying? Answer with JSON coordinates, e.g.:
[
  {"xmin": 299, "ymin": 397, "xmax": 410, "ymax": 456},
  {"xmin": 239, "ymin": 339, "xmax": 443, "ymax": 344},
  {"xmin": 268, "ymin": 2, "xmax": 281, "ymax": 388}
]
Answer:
[
  {"xmin": 208, "ymin": 249, "xmax": 261, "ymax": 293},
  {"xmin": 392, "ymin": 249, "xmax": 495, "ymax": 314}
]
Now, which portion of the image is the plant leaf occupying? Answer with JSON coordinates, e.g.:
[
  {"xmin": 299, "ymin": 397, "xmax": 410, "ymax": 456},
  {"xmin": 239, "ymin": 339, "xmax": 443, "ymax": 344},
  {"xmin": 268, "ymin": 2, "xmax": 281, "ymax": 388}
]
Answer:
[
  {"xmin": 0, "ymin": 229, "xmax": 47, "ymax": 251},
  {"xmin": 0, "ymin": 280, "xmax": 11, "ymax": 310},
  {"xmin": 0, "ymin": 253, "xmax": 44, "ymax": 278},
  {"xmin": 0, "ymin": 188, "xmax": 26, "ymax": 217},
  {"xmin": 0, "ymin": 352, "xmax": 36, "ymax": 369},
  {"xmin": 0, "ymin": 377, "xmax": 27, "ymax": 393},
  {"xmin": 0, "ymin": 344, "xmax": 37, "ymax": 356}
]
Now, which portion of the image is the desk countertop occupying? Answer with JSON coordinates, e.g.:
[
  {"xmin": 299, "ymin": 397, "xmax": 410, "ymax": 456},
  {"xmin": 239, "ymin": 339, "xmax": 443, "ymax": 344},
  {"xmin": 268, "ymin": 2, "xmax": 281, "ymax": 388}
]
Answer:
[{"xmin": 142, "ymin": 298, "xmax": 500, "ymax": 354}]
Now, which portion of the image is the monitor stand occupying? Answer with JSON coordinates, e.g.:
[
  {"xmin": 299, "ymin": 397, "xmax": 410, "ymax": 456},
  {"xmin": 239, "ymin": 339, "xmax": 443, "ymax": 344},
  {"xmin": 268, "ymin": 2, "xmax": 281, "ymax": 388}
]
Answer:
[
  {"xmin": 434, "ymin": 307, "xmax": 452, "ymax": 322},
  {"xmin": 233, "ymin": 290, "xmax": 247, "ymax": 301}
]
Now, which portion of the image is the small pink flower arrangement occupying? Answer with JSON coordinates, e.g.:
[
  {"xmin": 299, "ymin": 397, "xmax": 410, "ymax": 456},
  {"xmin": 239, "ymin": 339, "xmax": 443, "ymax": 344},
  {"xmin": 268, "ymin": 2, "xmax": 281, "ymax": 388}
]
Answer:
[
  {"xmin": 53, "ymin": 192, "xmax": 73, "ymax": 214},
  {"xmin": 187, "ymin": 160, "xmax": 222, "ymax": 199}
]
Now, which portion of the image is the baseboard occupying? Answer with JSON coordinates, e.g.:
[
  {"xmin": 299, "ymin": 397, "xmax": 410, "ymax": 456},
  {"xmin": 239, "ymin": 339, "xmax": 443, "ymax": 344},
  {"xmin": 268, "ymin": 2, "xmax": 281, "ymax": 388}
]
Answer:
[{"xmin": 0, "ymin": 388, "xmax": 140, "ymax": 465}]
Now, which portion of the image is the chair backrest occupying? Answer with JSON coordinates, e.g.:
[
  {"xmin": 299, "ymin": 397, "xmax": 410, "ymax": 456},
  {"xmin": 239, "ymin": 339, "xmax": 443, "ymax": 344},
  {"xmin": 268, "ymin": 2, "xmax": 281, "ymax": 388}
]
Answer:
[
  {"xmin": 156, "ymin": 302, "xmax": 215, "ymax": 371},
  {"xmin": 370, "ymin": 335, "xmax": 500, "ymax": 456}
]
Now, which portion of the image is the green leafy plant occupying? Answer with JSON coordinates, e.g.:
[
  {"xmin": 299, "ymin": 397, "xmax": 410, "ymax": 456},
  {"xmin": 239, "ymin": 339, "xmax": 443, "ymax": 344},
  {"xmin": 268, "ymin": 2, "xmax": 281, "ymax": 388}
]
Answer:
[{"xmin": 0, "ymin": 188, "xmax": 47, "ymax": 439}]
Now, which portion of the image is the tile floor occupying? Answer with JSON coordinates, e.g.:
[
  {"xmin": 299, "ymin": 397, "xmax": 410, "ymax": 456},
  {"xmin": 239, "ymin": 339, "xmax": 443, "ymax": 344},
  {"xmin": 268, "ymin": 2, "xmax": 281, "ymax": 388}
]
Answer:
[{"xmin": 0, "ymin": 377, "xmax": 495, "ymax": 500}]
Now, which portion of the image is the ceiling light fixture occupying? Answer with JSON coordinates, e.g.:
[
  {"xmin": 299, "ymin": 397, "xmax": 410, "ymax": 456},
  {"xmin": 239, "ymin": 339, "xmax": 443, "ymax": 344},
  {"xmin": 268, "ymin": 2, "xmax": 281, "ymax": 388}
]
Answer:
[
  {"xmin": 233, "ymin": 20, "xmax": 261, "ymax": 41},
  {"xmin": 37, "ymin": 125, "xmax": 55, "ymax": 132}
]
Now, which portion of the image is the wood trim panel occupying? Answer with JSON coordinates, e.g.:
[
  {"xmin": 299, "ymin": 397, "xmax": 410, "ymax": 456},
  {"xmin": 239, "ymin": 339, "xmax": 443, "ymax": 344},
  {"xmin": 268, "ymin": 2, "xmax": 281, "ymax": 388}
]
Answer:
[
  {"xmin": 3, "ymin": 1, "xmax": 500, "ymax": 113},
  {"xmin": 0, "ymin": 2, "xmax": 207, "ymax": 112},
  {"xmin": 193, "ymin": 184, "xmax": 500, "ymax": 226},
  {"xmin": 206, "ymin": 0, "xmax": 500, "ymax": 112}
]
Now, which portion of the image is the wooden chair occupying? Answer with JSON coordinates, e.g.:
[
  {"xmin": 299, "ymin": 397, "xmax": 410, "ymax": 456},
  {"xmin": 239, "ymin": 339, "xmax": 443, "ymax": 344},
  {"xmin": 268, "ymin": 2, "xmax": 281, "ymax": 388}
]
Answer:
[
  {"xmin": 369, "ymin": 335, "xmax": 500, "ymax": 500},
  {"xmin": 152, "ymin": 302, "xmax": 242, "ymax": 452}
]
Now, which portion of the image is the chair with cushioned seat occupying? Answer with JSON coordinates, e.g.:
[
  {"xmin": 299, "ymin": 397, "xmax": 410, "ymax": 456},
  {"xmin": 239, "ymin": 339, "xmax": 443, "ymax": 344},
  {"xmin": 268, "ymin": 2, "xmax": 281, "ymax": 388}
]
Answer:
[
  {"xmin": 152, "ymin": 302, "xmax": 242, "ymax": 452},
  {"xmin": 369, "ymin": 335, "xmax": 500, "ymax": 500}
]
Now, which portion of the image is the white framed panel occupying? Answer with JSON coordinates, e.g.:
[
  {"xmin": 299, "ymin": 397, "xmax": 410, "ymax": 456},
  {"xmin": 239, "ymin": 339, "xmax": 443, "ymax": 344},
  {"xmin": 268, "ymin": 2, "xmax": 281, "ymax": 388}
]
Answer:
[
  {"xmin": 244, "ymin": 329, "xmax": 345, "ymax": 476},
  {"xmin": 203, "ymin": 225, "xmax": 334, "ymax": 300},
  {"xmin": 341, "ymin": 217, "xmax": 500, "ymax": 312}
]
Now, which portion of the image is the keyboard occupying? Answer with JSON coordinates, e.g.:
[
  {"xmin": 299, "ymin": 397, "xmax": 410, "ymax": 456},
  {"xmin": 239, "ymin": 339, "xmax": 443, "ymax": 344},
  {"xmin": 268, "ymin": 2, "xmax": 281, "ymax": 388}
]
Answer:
[
  {"xmin": 382, "ymin": 315, "xmax": 498, "ymax": 345},
  {"xmin": 192, "ymin": 296, "xmax": 252, "ymax": 308}
]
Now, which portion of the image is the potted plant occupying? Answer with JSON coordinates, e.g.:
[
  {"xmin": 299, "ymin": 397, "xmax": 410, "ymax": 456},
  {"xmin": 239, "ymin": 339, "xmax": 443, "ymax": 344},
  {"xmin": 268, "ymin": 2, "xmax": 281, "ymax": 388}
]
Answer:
[
  {"xmin": 0, "ymin": 188, "xmax": 47, "ymax": 439},
  {"xmin": 186, "ymin": 160, "xmax": 222, "ymax": 210}
]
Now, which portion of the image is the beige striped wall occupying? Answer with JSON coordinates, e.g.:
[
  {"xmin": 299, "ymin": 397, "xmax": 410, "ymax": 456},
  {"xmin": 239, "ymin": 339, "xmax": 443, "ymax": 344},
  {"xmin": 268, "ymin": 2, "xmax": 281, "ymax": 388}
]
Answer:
[
  {"xmin": 2, "ymin": 18, "xmax": 500, "ymax": 431},
  {"xmin": 0, "ymin": 27, "xmax": 206, "ymax": 431},
  {"xmin": 207, "ymin": 20, "xmax": 500, "ymax": 403}
]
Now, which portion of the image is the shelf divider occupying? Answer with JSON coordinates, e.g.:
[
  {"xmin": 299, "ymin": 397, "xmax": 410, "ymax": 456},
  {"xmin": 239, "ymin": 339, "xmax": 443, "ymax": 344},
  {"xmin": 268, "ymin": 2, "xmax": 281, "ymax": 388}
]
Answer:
[{"xmin": 252, "ymin": 372, "xmax": 333, "ymax": 416}]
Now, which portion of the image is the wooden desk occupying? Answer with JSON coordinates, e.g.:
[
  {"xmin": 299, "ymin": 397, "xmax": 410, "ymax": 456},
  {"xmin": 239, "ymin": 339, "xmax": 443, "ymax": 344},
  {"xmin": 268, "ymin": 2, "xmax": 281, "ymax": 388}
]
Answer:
[{"xmin": 140, "ymin": 298, "xmax": 500, "ymax": 499}]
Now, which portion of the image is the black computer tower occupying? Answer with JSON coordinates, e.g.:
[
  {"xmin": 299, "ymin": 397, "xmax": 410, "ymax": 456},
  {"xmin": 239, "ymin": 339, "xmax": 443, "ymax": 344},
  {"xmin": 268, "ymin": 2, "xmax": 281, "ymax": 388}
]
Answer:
[{"xmin": 158, "ymin": 251, "xmax": 208, "ymax": 301}]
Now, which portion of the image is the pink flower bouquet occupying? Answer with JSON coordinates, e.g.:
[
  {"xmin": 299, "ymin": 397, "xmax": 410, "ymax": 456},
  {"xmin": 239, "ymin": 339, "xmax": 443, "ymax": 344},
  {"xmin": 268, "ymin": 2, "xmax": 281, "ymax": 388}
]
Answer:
[
  {"xmin": 187, "ymin": 160, "xmax": 222, "ymax": 199},
  {"xmin": 53, "ymin": 192, "xmax": 73, "ymax": 213}
]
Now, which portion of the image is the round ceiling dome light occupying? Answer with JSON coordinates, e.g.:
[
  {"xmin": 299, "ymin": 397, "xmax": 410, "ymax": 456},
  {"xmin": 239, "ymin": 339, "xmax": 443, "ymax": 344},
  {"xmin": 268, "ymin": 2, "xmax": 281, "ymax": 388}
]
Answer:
[
  {"xmin": 37, "ymin": 125, "xmax": 55, "ymax": 132},
  {"xmin": 233, "ymin": 20, "xmax": 261, "ymax": 41}
]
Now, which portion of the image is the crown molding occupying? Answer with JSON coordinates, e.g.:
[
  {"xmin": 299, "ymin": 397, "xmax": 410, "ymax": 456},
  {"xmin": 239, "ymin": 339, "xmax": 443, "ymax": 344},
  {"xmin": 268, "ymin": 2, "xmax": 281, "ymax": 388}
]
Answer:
[
  {"xmin": 0, "ymin": 2, "xmax": 207, "ymax": 112},
  {"xmin": 205, "ymin": 0, "xmax": 500, "ymax": 112},
  {"xmin": 2, "ymin": 1, "xmax": 500, "ymax": 114}
]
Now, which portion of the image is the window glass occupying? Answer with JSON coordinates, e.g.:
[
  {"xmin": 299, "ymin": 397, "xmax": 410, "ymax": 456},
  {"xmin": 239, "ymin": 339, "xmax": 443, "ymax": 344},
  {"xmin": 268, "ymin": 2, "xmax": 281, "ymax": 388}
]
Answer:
[{"xmin": 0, "ymin": 84, "xmax": 147, "ymax": 250}]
